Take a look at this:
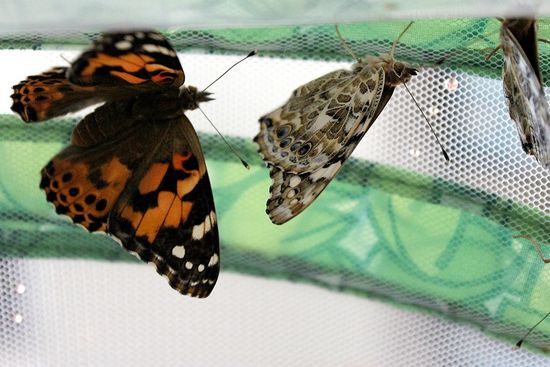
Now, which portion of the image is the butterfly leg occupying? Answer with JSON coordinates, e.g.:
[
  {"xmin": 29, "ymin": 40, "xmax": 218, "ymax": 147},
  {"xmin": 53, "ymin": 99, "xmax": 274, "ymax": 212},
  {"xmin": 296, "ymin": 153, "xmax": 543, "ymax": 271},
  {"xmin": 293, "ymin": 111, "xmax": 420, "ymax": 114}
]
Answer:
[
  {"xmin": 484, "ymin": 45, "xmax": 502, "ymax": 61},
  {"xmin": 515, "ymin": 234, "xmax": 550, "ymax": 263}
]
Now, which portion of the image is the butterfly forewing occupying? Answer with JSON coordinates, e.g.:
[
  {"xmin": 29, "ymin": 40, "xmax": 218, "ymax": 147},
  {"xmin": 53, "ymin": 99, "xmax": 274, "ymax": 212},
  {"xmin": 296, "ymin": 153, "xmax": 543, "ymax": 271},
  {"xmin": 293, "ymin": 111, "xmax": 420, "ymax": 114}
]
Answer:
[
  {"xmin": 256, "ymin": 67, "xmax": 386, "ymax": 174},
  {"xmin": 10, "ymin": 67, "xmax": 104, "ymax": 122},
  {"xmin": 68, "ymin": 31, "xmax": 184, "ymax": 88},
  {"xmin": 109, "ymin": 114, "xmax": 219, "ymax": 298},
  {"xmin": 501, "ymin": 19, "xmax": 550, "ymax": 168}
]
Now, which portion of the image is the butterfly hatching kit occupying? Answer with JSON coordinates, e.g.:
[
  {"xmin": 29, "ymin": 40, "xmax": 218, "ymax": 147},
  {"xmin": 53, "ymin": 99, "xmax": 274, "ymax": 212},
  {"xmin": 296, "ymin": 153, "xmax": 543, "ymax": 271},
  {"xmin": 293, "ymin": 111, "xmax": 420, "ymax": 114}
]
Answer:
[{"xmin": 9, "ymin": 20, "xmax": 550, "ymax": 299}]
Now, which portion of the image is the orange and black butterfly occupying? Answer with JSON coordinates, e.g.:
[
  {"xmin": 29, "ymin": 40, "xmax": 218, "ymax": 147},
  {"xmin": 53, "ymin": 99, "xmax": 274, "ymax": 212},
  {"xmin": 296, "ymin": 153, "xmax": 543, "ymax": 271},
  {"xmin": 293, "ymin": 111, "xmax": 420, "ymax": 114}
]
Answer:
[{"xmin": 10, "ymin": 31, "xmax": 219, "ymax": 298}]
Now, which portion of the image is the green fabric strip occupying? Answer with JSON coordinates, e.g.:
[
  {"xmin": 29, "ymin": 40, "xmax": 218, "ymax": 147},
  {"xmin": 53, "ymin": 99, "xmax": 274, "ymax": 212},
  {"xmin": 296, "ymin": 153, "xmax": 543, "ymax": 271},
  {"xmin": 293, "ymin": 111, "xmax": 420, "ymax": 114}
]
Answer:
[
  {"xmin": 2, "ymin": 18, "xmax": 550, "ymax": 84},
  {"xmin": 0, "ymin": 115, "xmax": 549, "ymax": 350}
]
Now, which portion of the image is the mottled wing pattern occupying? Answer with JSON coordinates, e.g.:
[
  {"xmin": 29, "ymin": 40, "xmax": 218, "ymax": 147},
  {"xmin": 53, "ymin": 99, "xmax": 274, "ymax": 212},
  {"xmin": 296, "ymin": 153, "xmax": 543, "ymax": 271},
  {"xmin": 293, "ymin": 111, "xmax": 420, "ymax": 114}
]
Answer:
[
  {"xmin": 255, "ymin": 67, "xmax": 385, "ymax": 174},
  {"xmin": 10, "ymin": 67, "xmax": 103, "ymax": 122},
  {"xmin": 68, "ymin": 30, "xmax": 184, "ymax": 88},
  {"xmin": 39, "ymin": 95, "xmax": 219, "ymax": 297},
  {"xmin": 255, "ymin": 64, "xmax": 394, "ymax": 224},
  {"xmin": 501, "ymin": 19, "xmax": 550, "ymax": 168}
]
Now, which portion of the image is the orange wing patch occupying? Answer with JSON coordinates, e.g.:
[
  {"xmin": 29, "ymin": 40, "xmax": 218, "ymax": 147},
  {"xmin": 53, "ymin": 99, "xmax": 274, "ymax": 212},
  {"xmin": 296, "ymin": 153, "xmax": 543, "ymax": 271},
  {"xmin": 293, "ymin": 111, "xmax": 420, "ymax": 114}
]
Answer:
[
  {"xmin": 40, "ymin": 154, "xmax": 132, "ymax": 232},
  {"xmin": 138, "ymin": 162, "xmax": 169, "ymax": 194},
  {"xmin": 173, "ymin": 152, "xmax": 201, "ymax": 197},
  {"xmin": 81, "ymin": 53, "xmax": 153, "ymax": 77},
  {"xmin": 77, "ymin": 52, "xmax": 182, "ymax": 86},
  {"xmin": 118, "ymin": 151, "xmax": 201, "ymax": 243},
  {"xmin": 10, "ymin": 67, "xmax": 98, "ymax": 122}
]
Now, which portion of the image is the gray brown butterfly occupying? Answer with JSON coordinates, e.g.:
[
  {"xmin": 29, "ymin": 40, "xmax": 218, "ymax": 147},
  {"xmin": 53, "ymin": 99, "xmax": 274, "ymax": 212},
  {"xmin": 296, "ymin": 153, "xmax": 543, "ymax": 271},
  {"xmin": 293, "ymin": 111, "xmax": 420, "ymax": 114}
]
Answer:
[
  {"xmin": 254, "ymin": 24, "xmax": 419, "ymax": 224},
  {"xmin": 10, "ymin": 31, "xmax": 219, "ymax": 298},
  {"xmin": 500, "ymin": 18, "xmax": 550, "ymax": 169}
]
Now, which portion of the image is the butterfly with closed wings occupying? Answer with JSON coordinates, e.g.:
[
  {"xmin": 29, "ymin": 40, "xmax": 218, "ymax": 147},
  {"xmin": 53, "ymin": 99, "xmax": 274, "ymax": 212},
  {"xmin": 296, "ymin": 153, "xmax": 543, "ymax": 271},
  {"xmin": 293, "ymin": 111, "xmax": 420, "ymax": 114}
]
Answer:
[
  {"xmin": 11, "ymin": 31, "xmax": 220, "ymax": 298},
  {"xmin": 255, "ymin": 22, "xmax": 447, "ymax": 224}
]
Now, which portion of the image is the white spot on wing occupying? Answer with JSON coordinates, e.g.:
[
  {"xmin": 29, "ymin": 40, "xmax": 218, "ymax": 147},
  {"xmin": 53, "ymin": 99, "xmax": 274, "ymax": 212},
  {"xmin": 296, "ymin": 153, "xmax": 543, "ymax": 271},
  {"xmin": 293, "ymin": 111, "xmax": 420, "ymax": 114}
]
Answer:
[
  {"xmin": 198, "ymin": 264, "xmax": 205, "ymax": 272},
  {"xmin": 115, "ymin": 40, "xmax": 132, "ymax": 50},
  {"xmin": 192, "ymin": 221, "xmax": 205, "ymax": 240},
  {"xmin": 171, "ymin": 245, "xmax": 185, "ymax": 259},
  {"xmin": 204, "ymin": 219, "xmax": 211, "ymax": 234},
  {"xmin": 185, "ymin": 261, "xmax": 193, "ymax": 270},
  {"xmin": 142, "ymin": 43, "xmax": 176, "ymax": 57},
  {"xmin": 148, "ymin": 32, "xmax": 165, "ymax": 41},
  {"xmin": 191, "ymin": 211, "xmax": 216, "ymax": 240},
  {"xmin": 289, "ymin": 175, "xmax": 301, "ymax": 187},
  {"xmin": 208, "ymin": 254, "xmax": 219, "ymax": 267}
]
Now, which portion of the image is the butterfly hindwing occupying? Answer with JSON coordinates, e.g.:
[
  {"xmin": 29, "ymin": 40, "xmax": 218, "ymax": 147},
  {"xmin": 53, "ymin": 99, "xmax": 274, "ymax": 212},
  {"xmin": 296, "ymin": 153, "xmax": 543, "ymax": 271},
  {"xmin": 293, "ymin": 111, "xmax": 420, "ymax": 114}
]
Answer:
[
  {"xmin": 10, "ymin": 67, "xmax": 104, "ymax": 122},
  {"xmin": 39, "ymin": 98, "xmax": 153, "ymax": 232},
  {"xmin": 501, "ymin": 19, "xmax": 550, "ymax": 168},
  {"xmin": 40, "ymin": 145, "xmax": 133, "ymax": 233},
  {"xmin": 39, "ymin": 92, "xmax": 219, "ymax": 297},
  {"xmin": 109, "ymin": 114, "xmax": 219, "ymax": 298},
  {"xmin": 68, "ymin": 31, "xmax": 184, "ymax": 88}
]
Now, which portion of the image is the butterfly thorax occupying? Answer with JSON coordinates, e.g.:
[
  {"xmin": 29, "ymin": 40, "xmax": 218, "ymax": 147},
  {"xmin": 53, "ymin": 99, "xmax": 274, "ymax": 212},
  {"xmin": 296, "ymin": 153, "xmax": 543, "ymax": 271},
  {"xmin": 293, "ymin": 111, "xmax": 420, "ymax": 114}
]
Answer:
[{"xmin": 122, "ymin": 85, "xmax": 211, "ymax": 122}]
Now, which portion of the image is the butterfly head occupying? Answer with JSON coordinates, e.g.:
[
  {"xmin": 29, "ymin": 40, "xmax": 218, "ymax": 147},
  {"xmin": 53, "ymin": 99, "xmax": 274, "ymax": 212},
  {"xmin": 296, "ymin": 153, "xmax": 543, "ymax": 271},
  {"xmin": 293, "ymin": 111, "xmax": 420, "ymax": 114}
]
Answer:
[
  {"xmin": 363, "ymin": 54, "xmax": 417, "ymax": 87},
  {"xmin": 179, "ymin": 85, "xmax": 213, "ymax": 111}
]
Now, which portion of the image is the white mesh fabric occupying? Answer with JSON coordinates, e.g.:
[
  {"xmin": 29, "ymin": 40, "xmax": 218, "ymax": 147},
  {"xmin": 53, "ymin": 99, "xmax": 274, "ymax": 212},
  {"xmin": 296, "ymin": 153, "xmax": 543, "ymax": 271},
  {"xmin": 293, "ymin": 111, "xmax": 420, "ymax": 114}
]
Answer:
[
  {"xmin": 1, "ymin": 259, "xmax": 550, "ymax": 366},
  {"xmin": 1, "ymin": 17, "xmax": 550, "ymax": 364}
]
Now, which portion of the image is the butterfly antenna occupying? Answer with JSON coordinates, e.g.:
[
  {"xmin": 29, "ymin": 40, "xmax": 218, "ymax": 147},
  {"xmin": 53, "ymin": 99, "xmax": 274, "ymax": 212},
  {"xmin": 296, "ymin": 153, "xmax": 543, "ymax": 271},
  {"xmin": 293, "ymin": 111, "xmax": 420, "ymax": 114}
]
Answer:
[
  {"xmin": 396, "ymin": 73, "xmax": 450, "ymax": 162},
  {"xmin": 335, "ymin": 25, "xmax": 360, "ymax": 61},
  {"xmin": 60, "ymin": 54, "xmax": 72, "ymax": 65},
  {"xmin": 514, "ymin": 234, "xmax": 550, "ymax": 263},
  {"xmin": 515, "ymin": 311, "xmax": 550, "ymax": 349},
  {"xmin": 389, "ymin": 21, "xmax": 414, "ymax": 59},
  {"xmin": 197, "ymin": 106, "xmax": 250, "ymax": 169},
  {"xmin": 201, "ymin": 50, "xmax": 258, "ymax": 93}
]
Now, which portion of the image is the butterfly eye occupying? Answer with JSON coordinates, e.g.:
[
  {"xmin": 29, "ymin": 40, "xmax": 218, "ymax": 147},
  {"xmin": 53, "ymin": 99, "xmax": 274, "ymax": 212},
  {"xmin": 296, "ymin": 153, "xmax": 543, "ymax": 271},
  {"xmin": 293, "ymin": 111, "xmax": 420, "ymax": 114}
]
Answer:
[
  {"xmin": 276, "ymin": 125, "xmax": 291, "ymax": 138},
  {"xmin": 298, "ymin": 143, "xmax": 312, "ymax": 156}
]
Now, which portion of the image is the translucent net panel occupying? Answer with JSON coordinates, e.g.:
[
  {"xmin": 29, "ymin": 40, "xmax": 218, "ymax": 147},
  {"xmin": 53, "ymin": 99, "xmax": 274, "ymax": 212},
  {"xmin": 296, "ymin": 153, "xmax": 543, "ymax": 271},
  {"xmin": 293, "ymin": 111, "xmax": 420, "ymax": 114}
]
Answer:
[
  {"xmin": 0, "ymin": 16, "xmax": 550, "ymax": 361},
  {"xmin": 3, "ymin": 261, "xmax": 550, "ymax": 366}
]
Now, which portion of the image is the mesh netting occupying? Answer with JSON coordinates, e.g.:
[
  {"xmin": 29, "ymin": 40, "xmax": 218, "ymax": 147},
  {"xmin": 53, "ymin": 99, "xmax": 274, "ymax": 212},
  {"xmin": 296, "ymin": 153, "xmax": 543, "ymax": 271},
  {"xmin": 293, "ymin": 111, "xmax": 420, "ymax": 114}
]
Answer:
[{"xmin": 1, "ymin": 17, "xmax": 550, "ymax": 363}]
